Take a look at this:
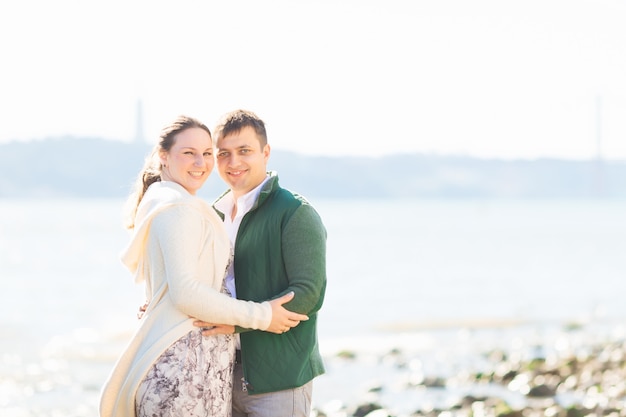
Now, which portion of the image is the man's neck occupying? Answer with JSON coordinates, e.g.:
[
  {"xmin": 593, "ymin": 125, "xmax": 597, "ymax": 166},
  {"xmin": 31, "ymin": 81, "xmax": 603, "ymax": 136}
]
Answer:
[
  {"xmin": 231, "ymin": 200, "xmax": 239, "ymax": 221},
  {"xmin": 228, "ymin": 177, "xmax": 269, "ymax": 221},
  {"xmin": 229, "ymin": 190, "xmax": 247, "ymax": 221}
]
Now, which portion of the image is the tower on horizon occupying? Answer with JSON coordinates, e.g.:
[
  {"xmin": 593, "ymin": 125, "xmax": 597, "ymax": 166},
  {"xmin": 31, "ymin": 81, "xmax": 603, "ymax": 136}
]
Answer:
[{"xmin": 134, "ymin": 99, "xmax": 145, "ymax": 144}]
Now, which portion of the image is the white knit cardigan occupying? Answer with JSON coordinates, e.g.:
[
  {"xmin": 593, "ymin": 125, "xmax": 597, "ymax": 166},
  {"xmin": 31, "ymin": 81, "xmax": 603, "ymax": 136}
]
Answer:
[{"xmin": 99, "ymin": 181, "xmax": 272, "ymax": 417}]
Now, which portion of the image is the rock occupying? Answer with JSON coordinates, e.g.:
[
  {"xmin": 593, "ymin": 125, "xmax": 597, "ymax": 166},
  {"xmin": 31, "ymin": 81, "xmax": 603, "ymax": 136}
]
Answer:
[
  {"xmin": 364, "ymin": 410, "xmax": 392, "ymax": 417},
  {"xmin": 527, "ymin": 384, "xmax": 556, "ymax": 397},
  {"xmin": 337, "ymin": 350, "xmax": 357, "ymax": 360},
  {"xmin": 350, "ymin": 402, "xmax": 383, "ymax": 417}
]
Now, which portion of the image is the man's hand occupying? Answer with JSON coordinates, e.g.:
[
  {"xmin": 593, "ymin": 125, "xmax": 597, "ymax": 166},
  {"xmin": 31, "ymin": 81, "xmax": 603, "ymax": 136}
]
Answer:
[
  {"xmin": 137, "ymin": 301, "xmax": 148, "ymax": 320},
  {"xmin": 193, "ymin": 322, "xmax": 235, "ymax": 337}
]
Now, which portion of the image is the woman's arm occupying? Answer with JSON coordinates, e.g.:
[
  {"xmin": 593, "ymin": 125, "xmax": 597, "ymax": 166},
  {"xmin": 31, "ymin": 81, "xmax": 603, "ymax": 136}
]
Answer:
[{"xmin": 151, "ymin": 206, "xmax": 306, "ymax": 332}]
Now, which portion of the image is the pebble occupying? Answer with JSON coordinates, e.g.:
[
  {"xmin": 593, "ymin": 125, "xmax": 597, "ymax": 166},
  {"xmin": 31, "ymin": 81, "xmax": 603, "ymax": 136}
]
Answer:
[{"xmin": 313, "ymin": 332, "xmax": 626, "ymax": 417}]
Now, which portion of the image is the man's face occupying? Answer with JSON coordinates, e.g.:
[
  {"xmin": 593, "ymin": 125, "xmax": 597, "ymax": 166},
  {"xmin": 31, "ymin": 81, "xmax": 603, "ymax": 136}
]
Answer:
[{"xmin": 215, "ymin": 126, "xmax": 270, "ymax": 198}]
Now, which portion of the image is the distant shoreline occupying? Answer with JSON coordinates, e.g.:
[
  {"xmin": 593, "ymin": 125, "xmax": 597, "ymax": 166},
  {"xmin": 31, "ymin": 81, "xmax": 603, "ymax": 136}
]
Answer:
[{"xmin": 1, "ymin": 138, "xmax": 626, "ymax": 199}]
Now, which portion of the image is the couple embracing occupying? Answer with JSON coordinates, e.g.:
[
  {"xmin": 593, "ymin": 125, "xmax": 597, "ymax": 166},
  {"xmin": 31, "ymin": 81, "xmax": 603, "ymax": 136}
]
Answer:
[{"xmin": 100, "ymin": 109, "xmax": 326, "ymax": 417}]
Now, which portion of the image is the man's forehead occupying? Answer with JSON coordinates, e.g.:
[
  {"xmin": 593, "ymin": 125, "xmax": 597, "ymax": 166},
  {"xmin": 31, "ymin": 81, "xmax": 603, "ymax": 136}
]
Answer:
[
  {"xmin": 216, "ymin": 141, "xmax": 254, "ymax": 149},
  {"xmin": 216, "ymin": 134, "xmax": 260, "ymax": 150}
]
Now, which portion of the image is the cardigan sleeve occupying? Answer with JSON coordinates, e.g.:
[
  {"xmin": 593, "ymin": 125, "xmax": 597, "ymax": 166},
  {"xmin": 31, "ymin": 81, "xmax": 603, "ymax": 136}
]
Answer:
[
  {"xmin": 279, "ymin": 203, "xmax": 327, "ymax": 314},
  {"xmin": 151, "ymin": 205, "xmax": 272, "ymax": 330}
]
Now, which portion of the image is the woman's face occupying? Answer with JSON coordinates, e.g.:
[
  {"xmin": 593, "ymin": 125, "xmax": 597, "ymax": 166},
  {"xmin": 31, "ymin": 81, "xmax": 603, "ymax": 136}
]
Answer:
[{"xmin": 159, "ymin": 127, "xmax": 214, "ymax": 195}]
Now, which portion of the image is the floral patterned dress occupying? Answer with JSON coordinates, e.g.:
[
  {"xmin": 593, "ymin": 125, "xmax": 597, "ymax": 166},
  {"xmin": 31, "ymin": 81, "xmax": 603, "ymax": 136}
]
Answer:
[{"xmin": 135, "ymin": 282, "xmax": 236, "ymax": 416}]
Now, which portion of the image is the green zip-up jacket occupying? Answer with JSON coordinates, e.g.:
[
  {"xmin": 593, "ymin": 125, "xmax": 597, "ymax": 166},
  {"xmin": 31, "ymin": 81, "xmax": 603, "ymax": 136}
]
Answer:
[{"xmin": 213, "ymin": 173, "xmax": 327, "ymax": 394}]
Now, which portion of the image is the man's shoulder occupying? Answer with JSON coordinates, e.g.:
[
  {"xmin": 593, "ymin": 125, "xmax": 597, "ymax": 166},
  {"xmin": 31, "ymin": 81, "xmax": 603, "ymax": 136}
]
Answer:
[
  {"xmin": 270, "ymin": 187, "xmax": 308, "ymax": 208},
  {"xmin": 261, "ymin": 174, "xmax": 316, "ymax": 211}
]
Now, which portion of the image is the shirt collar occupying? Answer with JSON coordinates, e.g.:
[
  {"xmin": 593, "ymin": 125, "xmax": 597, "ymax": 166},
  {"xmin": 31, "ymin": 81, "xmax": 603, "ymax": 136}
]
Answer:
[{"xmin": 215, "ymin": 175, "xmax": 271, "ymax": 218}]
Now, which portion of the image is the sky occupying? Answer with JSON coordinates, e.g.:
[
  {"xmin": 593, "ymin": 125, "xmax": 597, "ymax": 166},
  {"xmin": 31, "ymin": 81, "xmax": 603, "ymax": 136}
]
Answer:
[{"xmin": 1, "ymin": 0, "xmax": 625, "ymax": 160}]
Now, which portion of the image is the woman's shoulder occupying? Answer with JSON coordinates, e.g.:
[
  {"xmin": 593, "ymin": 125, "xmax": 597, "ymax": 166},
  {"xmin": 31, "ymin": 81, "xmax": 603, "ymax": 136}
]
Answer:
[
  {"xmin": 146, "ymin": 181, "xmax": 190, "ymax": 202},
  {"xmin": 135, "ymin": 182, "xmax": 209, "ymax": 225}
]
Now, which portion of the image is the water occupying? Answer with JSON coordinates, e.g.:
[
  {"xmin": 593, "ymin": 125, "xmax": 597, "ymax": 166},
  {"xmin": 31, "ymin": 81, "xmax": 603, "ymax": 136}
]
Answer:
[{"xmin": 1, "ymin": 198, "xmax": 625, "ymax": 416}]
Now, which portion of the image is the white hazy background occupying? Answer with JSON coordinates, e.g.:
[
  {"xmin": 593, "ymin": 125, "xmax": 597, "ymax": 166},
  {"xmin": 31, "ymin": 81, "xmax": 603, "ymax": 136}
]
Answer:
[{"xmin": 1, "ymin": 0, "xmax": 626, "ymax": 160}]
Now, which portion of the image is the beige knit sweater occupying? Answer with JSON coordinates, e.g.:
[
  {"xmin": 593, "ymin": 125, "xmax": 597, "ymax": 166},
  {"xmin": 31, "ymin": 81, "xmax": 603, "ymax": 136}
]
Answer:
[{"xmin": 99, "ymin": 181, "xmax": 272, "ymax": 417}]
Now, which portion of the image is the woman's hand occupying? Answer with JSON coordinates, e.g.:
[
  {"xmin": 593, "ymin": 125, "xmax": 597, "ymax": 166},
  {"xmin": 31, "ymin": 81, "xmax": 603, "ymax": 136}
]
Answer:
[
  {"xmin": 265, "ymin": 291, "xmax": 309, "ymax": 334},
  {"xmin": 193, "ymin": 292, "xmax": 308, "ymax": 336}
]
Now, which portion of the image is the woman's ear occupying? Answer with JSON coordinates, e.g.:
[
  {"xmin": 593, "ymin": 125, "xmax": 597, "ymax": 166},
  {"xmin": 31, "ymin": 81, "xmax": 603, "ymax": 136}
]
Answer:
[{"xmin": 159, "ymin": 150, "xmax": 168, "ymax": 167}]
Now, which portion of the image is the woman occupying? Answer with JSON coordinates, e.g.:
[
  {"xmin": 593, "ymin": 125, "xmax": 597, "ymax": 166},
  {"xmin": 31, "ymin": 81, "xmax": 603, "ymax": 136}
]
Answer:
[{"xmin": 99, "ymin": 115, "xmax": 307, "ymax": 417}]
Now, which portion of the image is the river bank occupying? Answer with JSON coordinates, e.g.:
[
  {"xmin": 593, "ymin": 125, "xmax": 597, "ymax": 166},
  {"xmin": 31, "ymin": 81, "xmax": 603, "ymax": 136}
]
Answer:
[
  {"xmin": 2, "ymin": 319, "xmax": 626, "ymax": 416},
  {"xmin": 312, "ymin": 320, "xmax": 626, "ymax": 417}
]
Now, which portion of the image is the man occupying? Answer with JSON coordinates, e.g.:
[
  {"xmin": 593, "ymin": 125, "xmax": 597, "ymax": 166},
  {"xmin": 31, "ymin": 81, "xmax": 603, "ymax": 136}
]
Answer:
[{"xmin": 194, "ymin": 109, "xmax": 327, "ymax": 417}]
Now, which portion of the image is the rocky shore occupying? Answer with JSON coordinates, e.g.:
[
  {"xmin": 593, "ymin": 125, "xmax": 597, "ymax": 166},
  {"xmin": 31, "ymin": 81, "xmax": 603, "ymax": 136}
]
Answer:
[{"xmin": 313, "ymin": 324, "xmax": 626, "ymax": 417}]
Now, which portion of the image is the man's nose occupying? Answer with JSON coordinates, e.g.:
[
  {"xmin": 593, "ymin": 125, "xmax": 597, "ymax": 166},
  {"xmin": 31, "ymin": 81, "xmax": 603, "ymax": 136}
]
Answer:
[{"xmin": 227, "ymin": 153, "xmax": 241, "ymax": 166}]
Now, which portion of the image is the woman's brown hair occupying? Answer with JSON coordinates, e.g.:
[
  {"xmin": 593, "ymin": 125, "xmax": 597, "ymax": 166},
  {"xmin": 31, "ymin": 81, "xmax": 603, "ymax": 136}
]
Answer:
[{"xmin": 124, "ymin": 115, "xmax": 211, "ymax": 229}]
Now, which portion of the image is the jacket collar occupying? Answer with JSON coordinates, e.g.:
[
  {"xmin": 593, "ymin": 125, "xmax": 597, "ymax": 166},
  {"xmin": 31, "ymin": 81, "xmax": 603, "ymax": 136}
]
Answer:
[
  {"xmin": 253, "ymin": 171, "xmax": 279, "ymax": 210},
  {"xmin": 214, "ymin": 171, "xmax": 280, "ymax": 217}
]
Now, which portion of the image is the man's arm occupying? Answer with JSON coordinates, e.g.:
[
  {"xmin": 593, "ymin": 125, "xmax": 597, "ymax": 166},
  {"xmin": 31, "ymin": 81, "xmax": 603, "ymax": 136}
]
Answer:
[{"xmin": 278, "ymin": 203, "xmax": 327, "ymax": 314}]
